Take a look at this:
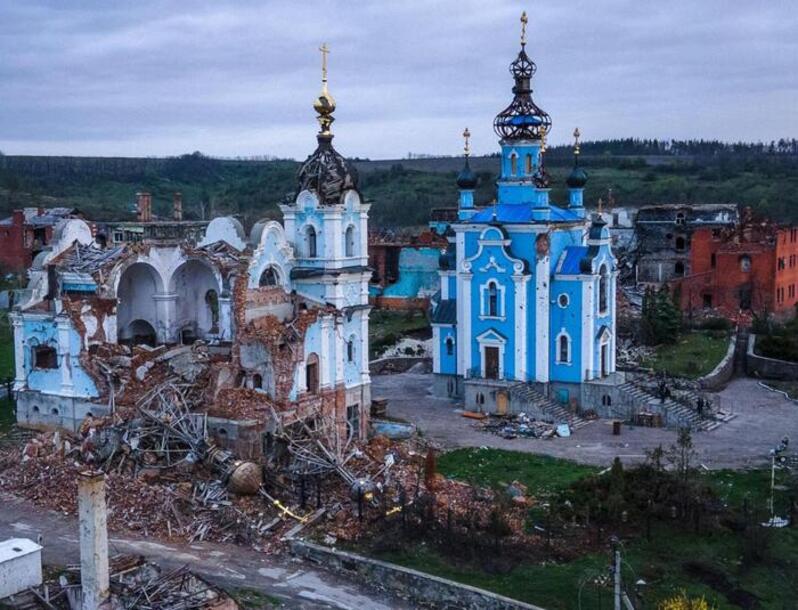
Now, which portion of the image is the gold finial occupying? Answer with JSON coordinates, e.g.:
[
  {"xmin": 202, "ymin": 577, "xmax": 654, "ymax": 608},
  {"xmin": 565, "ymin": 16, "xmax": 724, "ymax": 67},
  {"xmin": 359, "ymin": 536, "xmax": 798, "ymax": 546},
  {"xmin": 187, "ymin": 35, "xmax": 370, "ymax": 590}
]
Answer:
[
  {"xmin": 462, "ymin": 127, "xmax": 471, "ymax": 157},
  {"xmin": 520, "ymin": 11, "xmax": 528, "ymax": 46},
  {"xmin": 597, "ymin": 197, "xmax": 603, "ymax": 214},
  {"xmin": 540, "ymin": 133, "xmax": 547, "ymax": 154},
  {"xmin": 313, "ymin": 43, "xmax": 336, "ymax": 135},
  {"xmin": 573, "ymin": 127, "xmax": 581, "ymax": 155}
]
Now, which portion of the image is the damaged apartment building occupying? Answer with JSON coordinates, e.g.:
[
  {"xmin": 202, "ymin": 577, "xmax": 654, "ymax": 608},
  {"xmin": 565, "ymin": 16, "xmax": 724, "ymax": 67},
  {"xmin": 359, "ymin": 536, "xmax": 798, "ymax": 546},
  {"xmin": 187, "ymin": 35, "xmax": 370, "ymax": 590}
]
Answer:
[
  {"xmin": 632, "ymin": 204, "xmax": 739, "ymax": 286},
  {"xmin": 9, "ymin": 68, "xmax": 372, "ymax": 453}
]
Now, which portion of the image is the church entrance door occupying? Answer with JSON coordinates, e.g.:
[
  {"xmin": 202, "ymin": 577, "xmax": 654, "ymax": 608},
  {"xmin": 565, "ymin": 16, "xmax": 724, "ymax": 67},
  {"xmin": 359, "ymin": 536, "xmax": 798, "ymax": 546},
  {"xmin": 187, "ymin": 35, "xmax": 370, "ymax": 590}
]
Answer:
[
  {"xmin": 496, "ymin": 391, "xmax": 508, "ymax": 415},
  {"xmin": 485, "ymin": 347, "xmax": 500, "ymax": 380}
]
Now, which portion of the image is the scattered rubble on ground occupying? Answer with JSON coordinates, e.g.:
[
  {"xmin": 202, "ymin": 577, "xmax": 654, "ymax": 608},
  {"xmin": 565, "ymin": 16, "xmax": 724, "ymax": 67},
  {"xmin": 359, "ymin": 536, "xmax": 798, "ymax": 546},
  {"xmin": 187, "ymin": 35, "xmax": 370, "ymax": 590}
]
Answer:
[{"xmin": 470, "ymin": 412, "xmax": 567, "ymax": 440}]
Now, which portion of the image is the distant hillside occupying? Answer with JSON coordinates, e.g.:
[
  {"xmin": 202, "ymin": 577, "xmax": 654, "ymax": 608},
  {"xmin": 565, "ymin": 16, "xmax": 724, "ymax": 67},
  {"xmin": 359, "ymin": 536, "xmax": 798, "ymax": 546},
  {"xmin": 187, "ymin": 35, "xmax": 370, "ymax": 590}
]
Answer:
[{"xmin": 1, "ymin": 138, "xmax": 796, "ymax": 229}]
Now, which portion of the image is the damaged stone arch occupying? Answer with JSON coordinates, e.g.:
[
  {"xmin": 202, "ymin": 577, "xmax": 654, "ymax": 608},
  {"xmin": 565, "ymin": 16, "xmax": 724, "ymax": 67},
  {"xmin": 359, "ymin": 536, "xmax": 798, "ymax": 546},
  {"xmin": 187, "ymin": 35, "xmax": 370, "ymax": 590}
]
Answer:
[
  {"xmin": 116, "ymin": 261, "xmax": 166, "ymax": 346},
  {"xmin": 169, "ymin": 258, "xmax": 224, "ymax": 344}
]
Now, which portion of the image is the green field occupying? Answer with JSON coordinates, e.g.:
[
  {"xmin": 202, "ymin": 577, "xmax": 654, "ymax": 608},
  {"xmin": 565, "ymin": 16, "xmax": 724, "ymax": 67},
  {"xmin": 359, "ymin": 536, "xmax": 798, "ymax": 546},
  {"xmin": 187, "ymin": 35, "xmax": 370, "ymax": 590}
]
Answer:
[
  {"xmin": 0, "ymin": 312, "xmax": 14, "ymax": 433},
  {"xmin": 374, "ymin": 448, "xmax": 798, "ymax": 610},
  {"xmin": 643, "ymin": 331, "xmax": 731, "ymax": 379}
]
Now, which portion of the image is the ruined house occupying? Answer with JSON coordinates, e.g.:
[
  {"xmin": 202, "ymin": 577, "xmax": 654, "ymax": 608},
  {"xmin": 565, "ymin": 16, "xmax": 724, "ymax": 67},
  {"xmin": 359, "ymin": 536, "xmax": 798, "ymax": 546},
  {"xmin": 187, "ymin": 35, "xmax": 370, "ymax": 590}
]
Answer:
[
  {"xmin": 9, "ymin": 66, "xmax": 371, "ymax": 451},
  {"xmin": 632, "ymin": 204, "xmax": 739, "ymax": 286}
]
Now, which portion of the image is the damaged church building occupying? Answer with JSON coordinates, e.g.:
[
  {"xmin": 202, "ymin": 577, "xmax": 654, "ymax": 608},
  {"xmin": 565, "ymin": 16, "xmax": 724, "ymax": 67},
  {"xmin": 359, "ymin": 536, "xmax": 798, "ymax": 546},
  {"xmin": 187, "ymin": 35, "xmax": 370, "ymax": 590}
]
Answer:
[{"xmin": 9, "ymin": 74, "xmax": 372, "ymax": 455}]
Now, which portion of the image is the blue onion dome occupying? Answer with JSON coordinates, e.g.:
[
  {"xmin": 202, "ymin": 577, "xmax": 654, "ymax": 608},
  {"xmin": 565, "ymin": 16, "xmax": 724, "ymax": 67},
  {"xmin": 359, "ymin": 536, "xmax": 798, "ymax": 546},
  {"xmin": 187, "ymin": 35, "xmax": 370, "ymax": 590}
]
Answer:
[
  {"xmin": 566, "ymin": 164, "xmax": 588, "ymax": 188},
  {"xmin": 456, "ymin": 158, "xmax": 478, "ymax": 190}
]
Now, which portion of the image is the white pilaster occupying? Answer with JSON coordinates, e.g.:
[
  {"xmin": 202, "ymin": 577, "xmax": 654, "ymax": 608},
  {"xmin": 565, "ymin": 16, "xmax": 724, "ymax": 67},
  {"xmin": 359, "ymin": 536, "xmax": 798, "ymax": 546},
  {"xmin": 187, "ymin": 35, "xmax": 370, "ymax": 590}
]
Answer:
[
  {"xmin": 359, "ymin": 310, "xmax": 370, "ymax": 384},
  {"xmin": 512, "ymin": 274, "xmax": 530, "ymax": 381},
  {"xmin": 153, "ymin": 292, "xmax": 177, "ymax": 343},
  {"xmin": 218, "ymin": 296, "xmax": 232, "ymax": 341},
  {"xmin": 582, "ymin": 280, "xmax": 595, "ymax": 380},
  {"xmin": 11, "ymin": 314, "xmax": 25, "ymax": 390},
  {"xmin": 320, "ymin": 316, "xmax": 332, "ymax": 388},
  {"xmin": 335, "ymin": 318, "xmax": 345, "ymax": 385},
  {"xmin": 432, "ymin": 326, "xmax": 441, "ymax": 374},
  {"xmin": 534, "ymin": 257, "xmax": 550, "ymax": 382},
  {"xmin": 461, "ymin": 272, "xmax": 473, "ymax": 376},
  {"xmin": 56, "ymin": 314, "xmax": 74, "ymax": 394}
]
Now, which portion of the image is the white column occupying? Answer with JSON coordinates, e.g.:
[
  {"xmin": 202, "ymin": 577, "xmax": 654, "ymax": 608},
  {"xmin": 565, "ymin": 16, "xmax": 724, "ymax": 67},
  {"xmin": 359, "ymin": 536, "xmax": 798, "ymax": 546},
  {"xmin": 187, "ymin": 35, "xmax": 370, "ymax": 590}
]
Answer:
[
  {"xmin": 611, "ymin": 272, "xmax": 618, "ymax": 372},
  {"xmin": 78, "ymin": 471, "xmax": 109, "ymax": 610},
  {"xmin": 327, "ymin": 213, "xmax": 343, "ymax": 262},
  {"xmin": 432, "ymin": 326, "xmax": 441, "ymax": 374},
  {"xmin": 153, "ymin": 293, "xmax": 177, "ymax": 343},
  {"xmin": 534, "ymin": 257, "xmax": 550, "ymax": 383},
  {"xmin": 440, "ymin": 272, "xmax": 449, "ymax": 299},
  {"xmin": 11, "ymin": 313, "xmax": 25, "ymax": 390},
  {"xmin": 582, "ymin": 280, "xmax": 595, "ymax": 380},
  {"xmin": 359, "ymin": 310, "xmax": 370, "ymax": 384},
  {"xmin": 320, "ymin": 316, "xmax": 332, "ymax": 388},
  {"xmin": 335, "ymin": 318, "xmax": 345, "ymax": 385},
  {"xmin": 218, "ymin": 296, "xmax": 232, "ymax": 341},
  {"xmin": 56, "ymin": 314, "xmax": 74, "ymax": 395},
  {"xmin": 461, "ymin": 272, "xmax": 473, "ymax": 376},
  {"xmin": 359, "ymin": 211, "xmax": 369, "ymax": 267},
  {"xmin": 512, "ymin": 274, "xmax": 529, "ymax": 381}
]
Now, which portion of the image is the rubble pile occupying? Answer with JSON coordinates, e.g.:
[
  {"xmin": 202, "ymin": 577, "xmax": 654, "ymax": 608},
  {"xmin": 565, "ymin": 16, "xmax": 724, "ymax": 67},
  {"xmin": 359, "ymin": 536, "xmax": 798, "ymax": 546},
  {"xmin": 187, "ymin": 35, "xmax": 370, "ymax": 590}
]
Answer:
[
  {"xmin": 472, "ymin": 413, "xmax": 561, "ymax": 440},
  {"xmin": 616, "ymin": 338, "xmax": 655, "ymax": 368}
]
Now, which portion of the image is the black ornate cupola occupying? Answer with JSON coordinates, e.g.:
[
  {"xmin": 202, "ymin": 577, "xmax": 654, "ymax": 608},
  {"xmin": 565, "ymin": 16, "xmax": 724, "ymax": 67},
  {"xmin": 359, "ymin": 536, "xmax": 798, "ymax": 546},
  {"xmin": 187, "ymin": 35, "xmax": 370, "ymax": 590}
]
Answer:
[
  {"xmin": 295, "ymin": 43, "xmax": 359, "ymax": 205},
  {"xmin": 493, "ymin": 12, "xmax": 551, "ymax": 142}
]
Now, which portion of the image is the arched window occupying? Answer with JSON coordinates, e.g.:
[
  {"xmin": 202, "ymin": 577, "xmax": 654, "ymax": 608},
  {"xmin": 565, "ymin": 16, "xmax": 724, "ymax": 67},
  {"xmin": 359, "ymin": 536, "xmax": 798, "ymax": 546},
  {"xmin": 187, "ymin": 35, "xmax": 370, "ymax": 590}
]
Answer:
[
  {"xmin": 675, "ymin": 236, "xmax": 686, "ymax": 251},
  {"xmin": 675, "ymin": 212, "xmax": 686, "ymax": 225},
  {"xmin": 205, "ymin": 289, "xmax": 219, "ymax": 333},
  {"xmin": 259, "ymin": 266, "xmax": 279, "ymax": 287},
  {"xmin": 525, "ymin": 154, "xmax": 533, "ymax": 175},
  {"xmin": 740, "ymin": 255, "xmax": 752, "ymax": 273},
  {"xmin": 509, "ymin": 153, "xmax": 518, "ymax": 176},
  {"xmin": 345, "ymin": 225, "xmax": 356, "ymax": 258},
  {"xmin": 252, "ymin": 374, "xmax": 262, "ymax": 389},
  {"xmin": 487, "ymin": 282, "xmax": 499, "ymax": 317},
  {"xmin": 306, "ymin": 353, "xmax": 319, "ymax": 394},
  {"xmin": 558, "ymin": 334, "xmax": 570, "ymax": 364},
  {"xmin": 306, "ymin": 226, "xmax": 317, "ymax": 258},
  {"xmin": 347, "ymin": 338, "xmax": 355, "ymax": 363},
  {"xmin": 674, "ymin": 261, "xmax": 685, "ymax": 276},
  {"xmin": 599, "ymin": 265, "xmax": 609, "ymax": 314},
  {"xmin": 445, "ymin": 336, "xmax": 454, "ymax": 356}
]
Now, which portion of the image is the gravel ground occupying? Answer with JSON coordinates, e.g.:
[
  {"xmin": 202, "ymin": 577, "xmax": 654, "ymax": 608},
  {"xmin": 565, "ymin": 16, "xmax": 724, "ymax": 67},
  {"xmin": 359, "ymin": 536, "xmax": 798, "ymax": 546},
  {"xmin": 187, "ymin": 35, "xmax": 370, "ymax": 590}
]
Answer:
[{"xmin": 371, "ymin": 373, "xmax": 798, "ymax": 470}]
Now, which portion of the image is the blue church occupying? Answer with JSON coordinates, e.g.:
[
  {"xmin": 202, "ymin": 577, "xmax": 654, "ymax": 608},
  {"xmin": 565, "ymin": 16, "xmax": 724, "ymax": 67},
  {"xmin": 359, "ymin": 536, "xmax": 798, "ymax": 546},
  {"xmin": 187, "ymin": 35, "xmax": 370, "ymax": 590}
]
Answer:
[{"xmin": 431, "ymin": 16, "xmax": 617, "ymax": 416}]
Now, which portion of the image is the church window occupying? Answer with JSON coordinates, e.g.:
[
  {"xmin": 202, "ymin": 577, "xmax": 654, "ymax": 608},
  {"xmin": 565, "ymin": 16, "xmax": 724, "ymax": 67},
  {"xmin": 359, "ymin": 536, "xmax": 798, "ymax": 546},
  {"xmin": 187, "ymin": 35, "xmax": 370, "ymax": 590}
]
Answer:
[
  {"xmin": 711, "ymin": 253, "xmax": 717, "ymax": 269},
  {"xmin": 674, "ymin": 261, "xmax": 685, "ymax": 276},
  {"xmin": 306, "ymin": 353, "xmax": 319, "ymax": 394},
  {"xmin": 557, "ymin": 333, "xmax": 570, "ymax": 364},
  {"xmin": 740, "ymin": 255, "xmax": 752, "ymax": 273},
  {"xmin": 347, "ymin": 337, "xmax": 355, "ymax": 362},
  {"xmin": 599, "ymin": 265, "xmax": 610, "ymax": 314},
  {"xmin": 33, "ymin": 345, "xmax": 58, "ymax": 369},
  {"xmin": 487, "ymin": 281, "xmax": 499, "ymax": 317},
  {"xmin": 445, "ymin": 336, "xmax": 454, "ymax": 356},
  {"xmin": 252, "ymin": 374, "xmax": 262, "ymax": 389},
  {"xmin": 525, "ymin": 153, "xmax": 533, "ymax": 175},
  {"xmin": 259, "ymin": 266, "xmax": 279, "ymax": 287},
  {"xmin": 558, "ymin": 293, "xmax": 569, "ymax": 308},
  {"xmin": 345, "ymin": 225, "xmax": 356, "ymax": 257},
  {"xmin": 675, "ymin": 236, "xmax": 686, "ymax": 251},
  {"xmin": 675, "ymin": 212, "xmax": 686, "ymax": 225},
  {"xmin": 306, "ymin": 226, "xmax": 317, "ymax": 258},
  {"xmin": 510, "ymin": 153, "xmax": 518, "ymax": 176}
]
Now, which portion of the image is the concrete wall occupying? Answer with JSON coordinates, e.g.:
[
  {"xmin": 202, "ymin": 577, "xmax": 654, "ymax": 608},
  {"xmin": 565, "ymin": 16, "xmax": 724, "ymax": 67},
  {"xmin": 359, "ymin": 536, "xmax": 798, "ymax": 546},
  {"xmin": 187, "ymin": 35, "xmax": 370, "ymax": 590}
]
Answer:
[
  {"xmin": 16, "ymin": 390, "xmax": 109, "ymax": 433},
  {"xmin": 0, "ymin": 539, "xmax": 42, "ymax": 600},
  {"xmin": 697, "ymin": 332, "xmax": 737, "ymax": 390},
  {"xmin": 747, "ymin": 334, "xmax": 798, "ymax": 380},
  {"xmin": 290, "ymin": 540, "xmax": 545, "ymax": 610}
]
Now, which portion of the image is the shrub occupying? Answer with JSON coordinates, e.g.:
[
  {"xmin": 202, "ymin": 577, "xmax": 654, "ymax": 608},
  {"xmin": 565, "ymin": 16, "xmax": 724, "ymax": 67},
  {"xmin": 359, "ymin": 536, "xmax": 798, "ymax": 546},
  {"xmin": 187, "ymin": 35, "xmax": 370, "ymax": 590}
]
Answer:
[{"xmin": 697, "ymin": 317, "xmax": 732, "ymax": 332}]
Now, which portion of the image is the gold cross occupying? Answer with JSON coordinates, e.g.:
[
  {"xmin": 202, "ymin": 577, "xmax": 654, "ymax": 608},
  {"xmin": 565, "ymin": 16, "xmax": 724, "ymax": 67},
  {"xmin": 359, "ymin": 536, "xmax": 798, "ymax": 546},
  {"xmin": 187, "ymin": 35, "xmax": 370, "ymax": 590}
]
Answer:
[
  {"xmin": 573, "ymin": 127, "xmax": 581, "ymax": 155},
  {"xmin": 520, "ymin": 11, "xmax": 528, "ymax": 45},
  {"xmin": 462, "ymin": 127, "xmax": 471, "ymax": 157},
  {"xmin": 319, "ymin": 43, "xmax": 330, "ymax": 84}
]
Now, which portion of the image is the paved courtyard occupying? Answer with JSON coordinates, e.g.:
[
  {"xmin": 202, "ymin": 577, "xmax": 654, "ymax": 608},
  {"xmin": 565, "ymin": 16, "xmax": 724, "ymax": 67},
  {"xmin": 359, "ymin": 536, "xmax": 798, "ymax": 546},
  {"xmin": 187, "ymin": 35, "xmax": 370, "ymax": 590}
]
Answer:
[{"xmin": 371, "ymin": 372, "xmax": 798, "ymax": 469}]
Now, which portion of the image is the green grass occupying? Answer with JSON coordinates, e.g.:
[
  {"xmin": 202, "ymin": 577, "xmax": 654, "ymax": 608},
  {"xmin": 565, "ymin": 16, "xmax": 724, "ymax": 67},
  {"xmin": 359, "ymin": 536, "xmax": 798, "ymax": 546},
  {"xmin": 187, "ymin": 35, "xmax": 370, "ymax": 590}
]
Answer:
[
  {"xmin": 373, "ymin": 449, "xmax": 798, "ymax": 609},
  {"xmin": 231, "ymin": 588, "xmax": 283, "ymax": 608},
  {"xmin": 437, "ymin": 447, "xmax": 597, "ymax": 495},
  {"xmin": 0, "ymin": 311, "xmax": 14, "ymax": 434},
  {"xmin": 644, "ymin": 331, "xmax": 730, "ymax": 379},
  {"xmin": 368, "ymin": 309, "xmax": 430, "ymax": 359}
]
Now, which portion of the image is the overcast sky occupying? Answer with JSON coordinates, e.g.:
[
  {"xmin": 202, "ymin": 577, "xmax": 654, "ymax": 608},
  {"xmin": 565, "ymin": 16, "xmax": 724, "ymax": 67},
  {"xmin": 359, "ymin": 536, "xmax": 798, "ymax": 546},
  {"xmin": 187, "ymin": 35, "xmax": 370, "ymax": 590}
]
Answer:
[{"xmin": 0, "ymin": 1, "xmax": 795, "ymax": 160}]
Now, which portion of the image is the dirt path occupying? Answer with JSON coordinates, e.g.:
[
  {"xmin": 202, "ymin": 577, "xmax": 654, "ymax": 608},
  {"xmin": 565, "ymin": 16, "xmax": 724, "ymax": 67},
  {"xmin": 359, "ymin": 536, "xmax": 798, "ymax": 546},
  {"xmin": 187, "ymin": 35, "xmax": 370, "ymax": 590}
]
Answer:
[
  {"xmin": 372, "ymin": 373, "xmax": 798, "ymax": 469},
  {"xmin": 0, "ymin": 493, "xmax": 409, "ymax": 610}
]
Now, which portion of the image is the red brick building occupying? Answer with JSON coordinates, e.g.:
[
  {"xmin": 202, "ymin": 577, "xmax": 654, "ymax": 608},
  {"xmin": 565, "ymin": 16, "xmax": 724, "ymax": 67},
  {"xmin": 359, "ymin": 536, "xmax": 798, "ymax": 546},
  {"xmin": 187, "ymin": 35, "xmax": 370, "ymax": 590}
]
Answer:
[
  {"xmin": 671, "ymin": 219, "xmax": 798, "ymax": 320},
  {"xmin": 0, "ymin": 207, "xmax": 83, "ymax": 273}
]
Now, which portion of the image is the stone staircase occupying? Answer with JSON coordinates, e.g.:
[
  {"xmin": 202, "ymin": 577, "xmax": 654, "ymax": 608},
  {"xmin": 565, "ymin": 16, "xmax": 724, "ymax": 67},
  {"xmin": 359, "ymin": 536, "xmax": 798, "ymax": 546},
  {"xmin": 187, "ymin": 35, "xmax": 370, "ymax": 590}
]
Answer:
[
  {"xmin": 615, "ymin": 380, "xmax": 736, "ymax": 432},
  {"xmin": 509, "ymin": 383, "xmax": 591, "ymax": 431}
]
